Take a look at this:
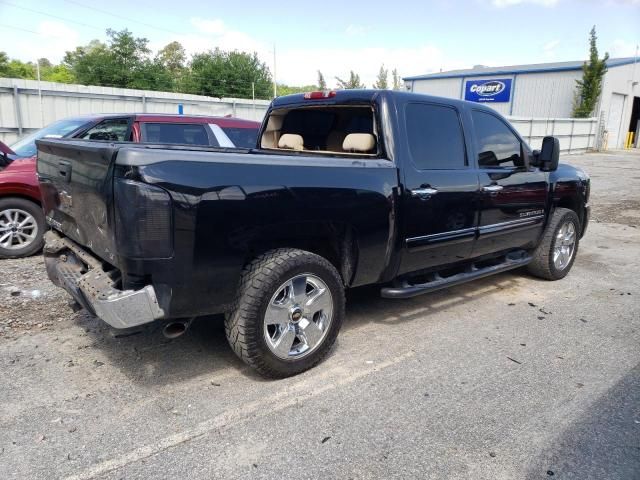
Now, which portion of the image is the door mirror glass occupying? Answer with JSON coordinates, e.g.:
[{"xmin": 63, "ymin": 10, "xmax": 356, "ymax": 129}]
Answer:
[{"xmin": 538, "ymin": 136, "xmax": 560, "ymax": 171}]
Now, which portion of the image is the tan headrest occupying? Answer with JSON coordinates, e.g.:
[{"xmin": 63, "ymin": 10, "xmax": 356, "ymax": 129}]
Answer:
[
  {"xmin": 278, "ymin": 133, "xmax": 304, "ymax": 151},
  {"xmin": 342, "ymin": 133, "xmax": 375, "ymax": 153}
]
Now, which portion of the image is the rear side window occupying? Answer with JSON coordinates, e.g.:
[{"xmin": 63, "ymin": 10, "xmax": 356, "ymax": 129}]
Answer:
[
  {"xmin": 81, "ymin": 118, "xmax": 130, "ymax": 141},
  {"xmin": 405, "ymin": 103, "xmax": 466, "ymax": 169},
  {"xmin": 142, "ymin": 123, "xmax": 212, "ymax": 146},
  {"xmin": 471, "ymin": 110, "xmax": 523, "ymax": 168},
  {"xmin": 220, "ymin": 127, "xmax": 259, "ymax": 148}
]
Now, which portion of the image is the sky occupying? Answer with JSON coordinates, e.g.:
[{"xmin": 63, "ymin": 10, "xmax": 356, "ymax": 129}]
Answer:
[{"xmin": 1, "ymin": 0, "xmax": 639, "ymax": 87}]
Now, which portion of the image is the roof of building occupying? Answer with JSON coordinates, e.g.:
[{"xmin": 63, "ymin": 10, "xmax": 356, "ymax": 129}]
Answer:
[{"xmin": 403, "ymin": 57, "xmax": 637, "ymax": 81}]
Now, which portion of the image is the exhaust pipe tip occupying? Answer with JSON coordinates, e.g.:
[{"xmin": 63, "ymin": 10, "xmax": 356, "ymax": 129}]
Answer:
[{"xmin": 162, "ymin": 319, "xmax": 193, "ymax": 339}]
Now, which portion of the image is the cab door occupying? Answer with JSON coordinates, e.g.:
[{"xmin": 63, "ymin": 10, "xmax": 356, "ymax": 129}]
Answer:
[
  {"xmin": 469, "ymin": 109, "xmax": 549, "ymax": 257},
  {"xmin": 398, "ymin": 102, "xmax": 479, "ymax": 275}
]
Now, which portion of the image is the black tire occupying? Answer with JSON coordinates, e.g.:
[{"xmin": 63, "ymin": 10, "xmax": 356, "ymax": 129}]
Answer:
[
  {"xmin": 527, "ymin": 207, "xmax": 580, "ymax": 280},
  {"xmin": 0, "ymin": 197, "xmax": 45, "ymax": 259},
  {"xmin": 225, "ymin": 248, "xmax": 345, "ymax": 378}
]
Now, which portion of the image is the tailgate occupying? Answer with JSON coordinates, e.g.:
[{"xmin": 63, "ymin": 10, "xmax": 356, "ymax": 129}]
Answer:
[{"xmin": 36, "ymin": 139, "xmax": 120, "ymax": 264}]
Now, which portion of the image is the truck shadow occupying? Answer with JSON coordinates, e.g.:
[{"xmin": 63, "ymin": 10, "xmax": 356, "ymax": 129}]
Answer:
[
  {"xmin": 76, "ymin": 270, "xmax": 526, "ymax": 386},
  {"xmin": 523, "ymin": 363, "xmax": 640, "ymax": 479}
]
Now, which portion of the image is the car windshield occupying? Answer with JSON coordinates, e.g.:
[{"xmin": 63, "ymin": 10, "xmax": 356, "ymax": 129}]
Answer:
[{"xmin": 10, "ymin": 118, "xmax": 88, "ymax": 158}]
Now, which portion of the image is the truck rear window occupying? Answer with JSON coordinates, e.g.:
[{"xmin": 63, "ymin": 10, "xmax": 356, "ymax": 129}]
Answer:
[
  {"xmin": 261, "ymin": 106, "xmax": 378, "ymax": 157},
  {"xmin": 142, "ymin": 123, "xmax": 211, "ymax": 146}
]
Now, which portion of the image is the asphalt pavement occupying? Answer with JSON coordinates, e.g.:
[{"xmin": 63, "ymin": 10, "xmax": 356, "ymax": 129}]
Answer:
[{"xmin": 1, "ymin": 150, "xmax": 639, "ymax": 479}]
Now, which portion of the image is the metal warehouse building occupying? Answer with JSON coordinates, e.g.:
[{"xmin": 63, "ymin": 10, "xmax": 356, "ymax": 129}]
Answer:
[{"xmin": 404, "ymin": 57, "xmax": 639, "ymax": 149}]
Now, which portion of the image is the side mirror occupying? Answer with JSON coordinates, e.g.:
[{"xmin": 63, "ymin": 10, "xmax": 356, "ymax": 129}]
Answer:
[{"xmin": 536, "ymin": 136, "xmax": 560, "ymax": 172}]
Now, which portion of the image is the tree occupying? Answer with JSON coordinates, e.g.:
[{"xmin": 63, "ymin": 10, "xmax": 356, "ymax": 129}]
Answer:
[
  {"xmin": 64, "ymin": 29, "xmax": 156, "ymax": 89},
  {"xmin": 335, "ymin": 71, "xmax": 365, "ymax": 89},
  {"xmin": 277, "ymin": 84, "xmax": 318, "ymax": 96},
  {"xmin": 392, "ymin": 69, "xmax": 401, "ymax": 90},
  {"xmin": 187, "ymin": 49, "xmax": 272, "ymax": 99},
  {"xmin": 373, "ymin": 64, "xmax": 388, "ymax": 89},
  {"xmin": 156, "ymin": 41, "xmax": 186, "ymax": 74},
  {"xmin": 317, "ymin": 70, "xmax": 327, "ymax": 90},
  {"xmin": 573, "ymin": 26, "xmax": 609, "ymax": 118},
  {"xmin": 0, "ymin": 52, "xmax": 8, "ymax": 76}
]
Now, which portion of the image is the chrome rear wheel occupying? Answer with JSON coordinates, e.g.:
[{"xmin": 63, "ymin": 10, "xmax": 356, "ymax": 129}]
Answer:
[{"xmin": 264, "ymin": 273, "xmax": 333, "ymax": 360}]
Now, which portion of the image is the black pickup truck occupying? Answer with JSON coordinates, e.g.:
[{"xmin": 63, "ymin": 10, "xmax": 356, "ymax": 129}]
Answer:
[{"xmin": 37, "ymin": 90, "xmax": 590, "ymax": 377}]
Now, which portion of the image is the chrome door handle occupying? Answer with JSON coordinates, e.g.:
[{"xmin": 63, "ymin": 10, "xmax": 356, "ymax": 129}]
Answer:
[
  {"xmin": 482, "ymin": 184, "xmax": 503, "ymax": 193},
  {"xmin": 410, "ymin": 187, "xmax": 438, "ymax": 198}
]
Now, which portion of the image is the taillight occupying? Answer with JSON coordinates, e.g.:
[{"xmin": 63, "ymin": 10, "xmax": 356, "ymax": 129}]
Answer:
[
  {"xmin": 114, "ymin": 178, "xmax": 173, "ymax": 258},
  {"xmin": 303, "ymin": 91, "xmax": 337, "ymax": 100}
]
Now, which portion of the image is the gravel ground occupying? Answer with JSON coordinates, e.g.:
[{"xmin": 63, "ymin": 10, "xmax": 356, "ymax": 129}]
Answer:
[{"xmin": 0, "ymin": 150, "xmax": 638, "ymax": 479}]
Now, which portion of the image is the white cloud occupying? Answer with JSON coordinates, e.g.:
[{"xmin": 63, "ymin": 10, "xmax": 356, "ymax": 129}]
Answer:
[
  {"xmin": 4, "ymin": 21, "xmax": 80, "ymax": 63},
  {"xmin": 608, "ymin": 39, "xmax": 639, "ymax": 57},
  {"xmin": 491, "ymin": 0, "xmax": 559, "ymax": 7},
  {"xmin": 542, "ymin": 39, "xmax": 560, "ymax": 59},
  {"xmin": 190, "ymin": 18, "xmax": 227, "ymax": 35},
  {"xmin": 345, "ymin": 24, "xmax": 369, "ymax": 37},
  {"xmin": 276, "ymin": 45, "xmax": 466, "ymax": 87}
]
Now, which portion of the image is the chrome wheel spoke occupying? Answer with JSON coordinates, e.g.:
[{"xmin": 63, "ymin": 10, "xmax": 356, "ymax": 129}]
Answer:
[
  {"xmin": 265, "ymin": 302, "xmax": 289, "ymax": 326},
  {"xmin": 299, "ymin": 318, "xmax": 323, "ymax": 348},
  {"xmin": 273, "ymin": 327, "xmax": 297, "ymax": 358},
  {"xmin": 0, "ymin": 232, "xmax": 12, "ymax": 246},
  {"xmin": 305, "ymin": 287, "xmax": 331, "ymax": 315},
  {"xmin": 290, "ymin": 275, "xmax": 308, "ymax": 304}
]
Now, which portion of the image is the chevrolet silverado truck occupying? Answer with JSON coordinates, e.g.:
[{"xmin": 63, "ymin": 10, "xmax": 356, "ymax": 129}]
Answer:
[{"xmin": 37, "ymin": 90, "xmax": 590, "ymax": 378}]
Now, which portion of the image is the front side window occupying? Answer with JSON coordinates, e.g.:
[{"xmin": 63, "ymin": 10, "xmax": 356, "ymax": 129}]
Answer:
[
  {"xmin": 405, "ymin": 103, "xmax": 466, "ymax": 170},
  {"xmin": 472, "ymin": 110, "xmax": 523, "ymax": 168},
  {"xmin": 142, "ymin": 123, "xmax": 212, "ymax": 146},
  {"xmin": 81, "ymin": 119, "xmax": 130, "ymax": 141}
]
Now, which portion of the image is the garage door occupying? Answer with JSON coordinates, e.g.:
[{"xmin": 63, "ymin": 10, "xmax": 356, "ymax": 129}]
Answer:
[{"xmin": 606, "ymin": 93, "xmax": 626, "ymax": 149}]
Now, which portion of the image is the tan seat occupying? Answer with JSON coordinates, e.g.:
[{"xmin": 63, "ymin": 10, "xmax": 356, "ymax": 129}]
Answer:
[
  {"xmin": 278, "ymin": 133, "xmax": 304, "ymax": 151},
  {"xmin": 342, "ymin": 133, "xmax": 376, "ymax": 153}
]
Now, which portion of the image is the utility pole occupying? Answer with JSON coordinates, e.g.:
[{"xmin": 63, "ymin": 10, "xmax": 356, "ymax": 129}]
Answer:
[
  {"xmin": 252, "ymin": 81, "xmax": 256, "ymax": 120},
  {"xmin": 36, "ymin": 59, "xmax": 44, "ymax": 127},
  {"xmin": 273, "ymin": 44, "xmax": 277, "ymax": 99}
]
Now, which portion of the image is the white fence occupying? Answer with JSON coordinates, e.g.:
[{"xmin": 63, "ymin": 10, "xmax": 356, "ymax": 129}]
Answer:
[
  {"xmin": 0, "ymin": 78, "xmax": 270, "ymax": 144},
  {"xmin": 1, "ymin": 78, "xmax": 599, "ymax": 155},
  {"xmin": 506, "ymin": 116, "xmax": 598, "ymax": 155}
]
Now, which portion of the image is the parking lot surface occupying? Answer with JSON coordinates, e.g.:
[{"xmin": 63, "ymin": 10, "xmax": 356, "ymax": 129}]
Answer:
[{"xmin": 1, "ymin": 150, "xmax": 639, "ymax": 479}]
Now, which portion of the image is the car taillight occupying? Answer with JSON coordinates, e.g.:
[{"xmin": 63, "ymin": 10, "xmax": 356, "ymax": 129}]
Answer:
[
  {"xmin": 114, "ymin": 178, "xmax": 173, "ymax": 258},
  {"xmin": 303, "ymin": 91, "xmax": 337, "ymax": 100}
]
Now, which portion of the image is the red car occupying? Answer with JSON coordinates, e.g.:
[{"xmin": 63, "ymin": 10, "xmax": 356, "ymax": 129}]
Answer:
[{"xmin": 0, "ymin": 114, "xmax": 260, "ymax": 258}]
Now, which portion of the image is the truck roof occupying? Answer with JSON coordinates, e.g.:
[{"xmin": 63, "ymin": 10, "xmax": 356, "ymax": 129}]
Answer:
[{"xmin": 271, "ymin": 89, "xmax": 485, "ymax": 112}]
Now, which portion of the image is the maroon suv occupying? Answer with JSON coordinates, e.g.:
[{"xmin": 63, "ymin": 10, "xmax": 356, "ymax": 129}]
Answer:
[{"xmin": 0, "ymin": 114, "xmax": 260, "ymax": 258}]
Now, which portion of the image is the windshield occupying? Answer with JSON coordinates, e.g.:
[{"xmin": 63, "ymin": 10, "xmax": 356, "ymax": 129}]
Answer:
[{"xmin": 10, "ymin": 118, "xmax": 89, "ymax": 158}]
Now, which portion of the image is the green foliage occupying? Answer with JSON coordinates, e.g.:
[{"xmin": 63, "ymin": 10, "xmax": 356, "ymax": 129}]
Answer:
[
  {"xmin": 373, "ymin": 64, "xmax": 388, "ymax": 89},
  {"xmin": 317, "ymin": 70, "xmax": 327, "ymax": 90},
  {"xmin": 186, "ymin": 49, "xmax": 272, "ymax": 99},
  {"xmin": 41, "ymin": 64, "xmax": 75, "ymax": 83},
  {"xmin": 277, "ymin": 84, "xmax": 318, "ymax": 96},
  {"xmin": 392, "ymin": 69, "xmax": 401, "ymax": 90},
  {"xmin": 573, "ymin": 26, "xmax": 609, "ymax": 118},
  {"xmin": 335, "ymin": 71, "xmax": 365, "ymax": 89}
]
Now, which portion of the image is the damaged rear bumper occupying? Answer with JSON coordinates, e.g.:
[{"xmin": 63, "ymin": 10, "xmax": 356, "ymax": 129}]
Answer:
[{"xmin": 43, "ymin": 230, "xmax": 165, "ymax": 329}]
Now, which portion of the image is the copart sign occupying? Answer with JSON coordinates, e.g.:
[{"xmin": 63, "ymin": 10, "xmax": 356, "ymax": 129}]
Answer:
[{"xmin": 464, "ymin": 79, "xmax": 512, "ymax": 103}]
